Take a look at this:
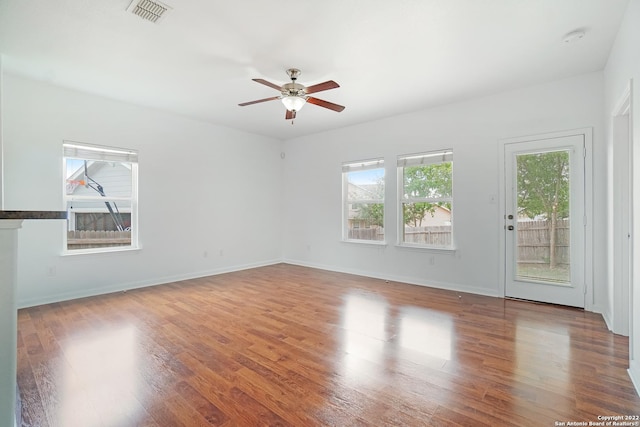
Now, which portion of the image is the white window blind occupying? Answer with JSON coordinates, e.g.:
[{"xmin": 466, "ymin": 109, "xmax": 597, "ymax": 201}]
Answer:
[
  {"xmin": 342, "ymin": 158, "xmax": 384, "ymax": 173},
  {"xmin": 63, "ymin": 141, "xmax": 138, "ymax": 163},
  {"xmin": 397, "ymin": 150, "xmax": 453, "ymax": 167}
]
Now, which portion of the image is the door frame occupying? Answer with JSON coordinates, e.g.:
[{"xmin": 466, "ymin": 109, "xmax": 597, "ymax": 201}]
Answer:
[
  {"xmin": 611, "ymin": 84, "xmax": 632, "ymax": 335},
  {"xmin": 498, "ymin": 128, "xmax": 593, "ymax": 310}
]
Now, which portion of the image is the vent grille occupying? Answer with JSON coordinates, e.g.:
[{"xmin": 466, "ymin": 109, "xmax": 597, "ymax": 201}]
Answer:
[{"xmin": 127, "ymin": 0, "xmax": 170, "ymax": 23}]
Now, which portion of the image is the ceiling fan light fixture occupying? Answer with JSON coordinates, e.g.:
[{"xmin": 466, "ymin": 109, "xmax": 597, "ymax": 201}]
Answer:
[{"xmin": 281, "ymin": 96, "xmax": 306, "ymax": 112}]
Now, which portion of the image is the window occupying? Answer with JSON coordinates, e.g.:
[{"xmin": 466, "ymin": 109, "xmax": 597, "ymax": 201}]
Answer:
[
  {"xmin": 398, "ymin": 150, "xmax": 453, "ymax": 248},
  {"xmin": 63, "ymin": 141, "xmax": 138, "ymax": 252},
  {"xmin": 343, "ymin": 159, "xmax": 385, "ymax": 242}
]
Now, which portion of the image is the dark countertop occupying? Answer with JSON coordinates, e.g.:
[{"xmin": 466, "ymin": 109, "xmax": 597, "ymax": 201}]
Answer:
[{"xmin": 0, "ymin": 210, "xmax": 67, "ymax": 220}]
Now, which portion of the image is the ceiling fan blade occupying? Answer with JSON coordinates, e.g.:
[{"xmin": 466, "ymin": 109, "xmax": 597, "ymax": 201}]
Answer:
[
  {"xmin": 238, "ymin": 96, "xmax": 280, "ymax": 106},
  {"xmin": 305, "ymin": 80, "xmax": 340, "ymax": 94},
  {"xmin": 307, "ymin": 97, "xmax": 345, "ymax": 112},
  {"xmin": 253, "ymin": 78, "xmax": 282, "ymax": 91},
  {"xmin": 285, "ymin": 109, "xmax": 296, "ymax": 120}
]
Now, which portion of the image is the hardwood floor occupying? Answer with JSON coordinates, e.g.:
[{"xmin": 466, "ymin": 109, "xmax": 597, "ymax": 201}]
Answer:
[{"xmin": 17, "ymin": 264, "xmax": 640, "ymax": 426}]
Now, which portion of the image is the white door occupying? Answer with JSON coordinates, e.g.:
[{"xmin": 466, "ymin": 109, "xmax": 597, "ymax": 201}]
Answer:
[{"xmin": 504, "ymin": 134, "xmax": 585, "ymax": 308}]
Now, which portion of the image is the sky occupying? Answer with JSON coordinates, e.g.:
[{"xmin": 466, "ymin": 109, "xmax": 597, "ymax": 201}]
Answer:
[
  {"xmin": 348, "ymin": 168, "xmax": 384, "ymax": 186},
  {"xmin": 66, "ymin": 159, "xmax": 85, "ymax": 179}
]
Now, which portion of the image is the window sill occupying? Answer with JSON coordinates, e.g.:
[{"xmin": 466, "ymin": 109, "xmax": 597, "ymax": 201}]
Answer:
[
  {"xmin": 395, "ymin": 243, "xmax": 456, "ymax": 253},
  {"xmin": 61, "ymin": 246, "xmax": 141, "ymax": 256},
  {"xmin": 341, "ymin": 239, "xmax": 388, "ymax": 246}
]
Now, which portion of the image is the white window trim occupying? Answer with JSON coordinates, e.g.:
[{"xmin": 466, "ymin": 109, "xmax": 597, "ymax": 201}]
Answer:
[
  {"xmin": 342, "ymin": 158, "xmax": 386, "ymax": 244},
  {"xmin": 62, "ymin": 141, "xmax": 139, "ymax": 255},
  {"xmin": 342, "ymin": 239, "xmax": 388, "ymax": 246},
  {"xmin": 395, "ymin": 242, "xmax": 457, "ymax": 252},
  {"xmin": 397, "ymin": 149, "xmax": 454, "ymax": 250},
  {"xmin": 61, "ymin": 243, "xmax": 141, "ymax": 256}
]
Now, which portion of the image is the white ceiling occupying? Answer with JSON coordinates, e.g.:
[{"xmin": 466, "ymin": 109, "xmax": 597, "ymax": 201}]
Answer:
[{"xmin": 0, "ymin": 0, "xmax": 630, "ymax": 140}]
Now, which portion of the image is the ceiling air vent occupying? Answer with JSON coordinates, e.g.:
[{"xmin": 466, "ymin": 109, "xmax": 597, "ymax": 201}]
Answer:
[{"xmin": 127, "ymin": 0, "xmax": 171, "ymax": 23}]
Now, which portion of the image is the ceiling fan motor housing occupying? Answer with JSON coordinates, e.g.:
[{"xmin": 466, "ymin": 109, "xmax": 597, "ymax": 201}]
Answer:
[{"xmin": 282, "ymin": 82, "xmax": 307, "ymax": 98}]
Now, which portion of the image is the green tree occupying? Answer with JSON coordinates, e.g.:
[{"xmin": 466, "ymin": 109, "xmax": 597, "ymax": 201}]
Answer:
[
  {"xmin": 403, "ymin": 203, "xmax": 431, "ymax": 227},
  {"xmin": 517, "ymin": 151, "xmax": 569, "ymax": 268},
  {"xmin": 402, "ymin": 163, "xmax": 452, "ymax": 226},
  {"xmin": 357, "ymin": 203, "xmax": 384, "ymax": 227}
]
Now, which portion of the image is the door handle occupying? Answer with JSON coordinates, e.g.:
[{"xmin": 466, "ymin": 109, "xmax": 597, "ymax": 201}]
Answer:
[{"xmin": 507, "ymin": 225, "xmax": 514, "ymax": 231}]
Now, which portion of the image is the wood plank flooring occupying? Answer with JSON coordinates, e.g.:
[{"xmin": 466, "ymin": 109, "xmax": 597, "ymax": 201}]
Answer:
[{"xmin": 17, "ymin": 264, "xmax": 640, "ymax": 426}]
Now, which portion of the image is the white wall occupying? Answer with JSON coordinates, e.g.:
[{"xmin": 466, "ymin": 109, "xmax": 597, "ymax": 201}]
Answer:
[
  {"xmin": 3, "ymin": 74, "xmax": 284, "ymax": 307},
  {"xmin": 604, "ymin": 0, "xmax": 640, "ymax": 395},
  {"xmin": 282, "ymin": 72, "xmax": 605, "ymax": 304},
  {"xmin": 3, "ymin": 69, "xmax": 609, "ymax": 314},
  {"xmin": 0, "ymin": 55, "xmax": 4, "ymax": 209}
]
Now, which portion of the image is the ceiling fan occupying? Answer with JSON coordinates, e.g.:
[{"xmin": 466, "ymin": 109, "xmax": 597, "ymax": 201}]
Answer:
[{"xmin": 239, "ymin": 68, "xmax": 345, "ymax": 120}]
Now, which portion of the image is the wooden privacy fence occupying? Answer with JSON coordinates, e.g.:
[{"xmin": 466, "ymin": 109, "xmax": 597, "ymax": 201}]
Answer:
[
  {"xmin": 517, "ymin": 219, "xmax": 569, "ymax": 265},
  {"xmin": 348, "ymin": 220, "xmax": 569, "ymax": 265},
  {"xmin": 403, "ymin": 226, "xmax": 452, "ymax": 246},
  {"xmin": 349, "ymin": 228, "xmax": 384, "ymax": 241},
  {"xmin": 67, "ymin": 230, "xmax": 131, "ymax": 249},
  {"xmin": 347, "ymin": 226, "xmax": 452, "ymax": 245}
]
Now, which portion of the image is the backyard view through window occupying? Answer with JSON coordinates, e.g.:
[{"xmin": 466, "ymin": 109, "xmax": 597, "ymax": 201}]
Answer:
[
  {"xmin": 398, "ymin": 150, "xmax": 453, "ymax": 248},
  {"xmin": 63, "ymin": 142, "xmax": 138, "ymax": 252},
  {"xmin": 516, "ymin": 150, "xmax": 571, "ymax": 284},
  {"xmin": 343, "ymin": 159, "xmax": 385, "ymax": 242}
]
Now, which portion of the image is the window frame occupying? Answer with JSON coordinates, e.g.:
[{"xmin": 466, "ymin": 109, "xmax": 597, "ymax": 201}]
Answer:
[
  {"xmin": 397, "ymin": 149, "xmax": 454, "ymax": 250},
  {"xmin": 62, "ymin": 141, "xmax": 139, "ymax": 255},
  {"xmin": 342, "ymin": 158, "xmax": 386, "ymax": 244}
]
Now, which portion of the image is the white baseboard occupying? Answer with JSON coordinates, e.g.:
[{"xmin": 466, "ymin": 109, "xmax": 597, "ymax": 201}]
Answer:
[
  {"xmin": 17, "ymin": 258, "xmax": 282, "ymax": 308},
  {"xmin": 592, "ymin": 305, "xmax": 614, "ymax": 331},
  {"xmin": 629, "ymin": 363, "xmax": 640, "ymax": 397},
  {"xmin": 281, "ymin": 258, "xmax": 502, "ymax": 298}
]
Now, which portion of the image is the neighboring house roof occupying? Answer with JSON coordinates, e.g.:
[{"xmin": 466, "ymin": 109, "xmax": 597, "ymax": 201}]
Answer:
[{"xmin": 348, "ymin": 182, "xmax": 383, "ymax": 200}]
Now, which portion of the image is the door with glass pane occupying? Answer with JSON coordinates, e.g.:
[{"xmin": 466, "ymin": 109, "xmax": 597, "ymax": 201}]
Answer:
[{"xmin": 504, "ymin": 134, "xmax": 585, "ymax": 308}]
